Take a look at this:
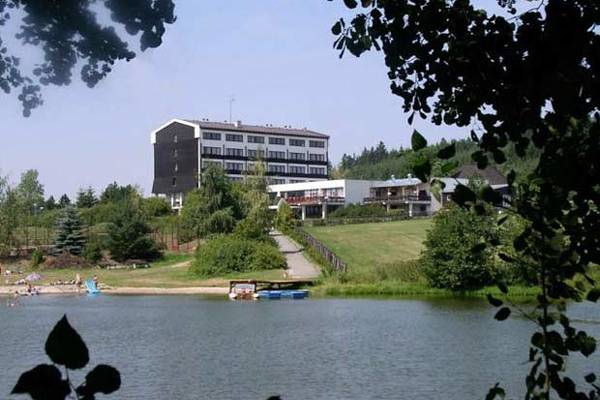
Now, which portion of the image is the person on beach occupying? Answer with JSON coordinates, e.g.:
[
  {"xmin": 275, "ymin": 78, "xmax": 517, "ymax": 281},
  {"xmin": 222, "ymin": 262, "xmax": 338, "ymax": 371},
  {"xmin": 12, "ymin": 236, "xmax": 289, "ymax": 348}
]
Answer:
[
  {"xmin": 92, "ymin": 274, "xmax": 99, "ymax": 288},
  {"xmin": 75, "ymin": 273, "xmax": 82, "ymax": 293},
  {"xmin": 8, "ymin": 290, "xmax": 19, "ymax": 307}
]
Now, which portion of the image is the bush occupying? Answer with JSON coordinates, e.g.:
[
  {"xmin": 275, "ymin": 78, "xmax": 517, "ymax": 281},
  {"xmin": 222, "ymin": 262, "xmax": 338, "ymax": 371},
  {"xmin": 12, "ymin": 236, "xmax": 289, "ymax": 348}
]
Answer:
[
  {"xmin": 82, "ymin": 239, "xmax": 103, "ymax": 264},
  {"xmin": 106, "ymin": 208, "xmax": 161, "ymax": 262},
  {"xmin": 141, "ymin": 197, "xmax": 172, "ymax": 217},
  {"xmin": 273, "ymin": 200, "xmax": 296, "ymax": 233},
  {"xmin": 329, "ymin": 204, "xmax": 392, "ymax": 218},
  {"xmin": 31, "ymin": 249, "xmax": 44, "ymax": 268},
  {"xmin": 190, "ymin": 234, "xmax": 286, "ymax": 277},
  {"xmin": 421, "ymin": 204, "xmax": 497, "ymax": 291}
]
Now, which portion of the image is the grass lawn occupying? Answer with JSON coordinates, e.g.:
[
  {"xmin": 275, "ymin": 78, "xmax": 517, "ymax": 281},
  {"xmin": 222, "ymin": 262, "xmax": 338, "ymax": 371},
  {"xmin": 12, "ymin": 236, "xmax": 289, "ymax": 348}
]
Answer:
[
  {"xmin": 0, "ymin": 252, "xmax": 286, "ymax": 289},
  {"xmin": 304, "ymin": 218, "xmax": 431, "ymax": 271}
]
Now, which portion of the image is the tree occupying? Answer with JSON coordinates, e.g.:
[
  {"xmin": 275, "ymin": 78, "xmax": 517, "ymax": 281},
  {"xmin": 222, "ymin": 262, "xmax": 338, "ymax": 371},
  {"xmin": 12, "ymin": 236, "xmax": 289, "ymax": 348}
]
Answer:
[
  {"xmin": 421, "ymin": 204, "xmax": 496, "ymax": 291},
  {"xmin": 141, "ymin": 196, "xmax": 172, "ymax": 218},
  {"xmin": 45, "ymin": 196, "xmax": 57, "ymax": 211},
  {"xmin": 273, "ymin": 200, "xmax": 296, "ymax": 234},
  {"xmin": 333, "ymin": 1, "xmax": 599, "ymax": 398},
  {"xmin": 76, "ymin": 187, "xmax": 98, "ymax": 209},
  {"xmin": 58, "ymin": 194, "xmax": 71, "ymax": 208},
  {"xmin": 0, "ymin": 174, "xmax": 19, "ymax": 254},
  {"xmin": 235, "ymin": 161, "xmax": 272, "ymax": 240},
  {"xmin": 106, "ymin": 207, "xmax": 160, "ymax": 262},
  {"xmin": 100, "ymin": 182, "xmax": 139, "ymax": 205},
  {"xmin": 54, "ymin": 207, "xmax": 86, "ymax": 256},
  {"xmin": 16, "ymin": 169, "xmax": 44, "ymax": 213},
  {"xmin": 0, "ymin": 1, "xmax": 176, "ymax": 116}
]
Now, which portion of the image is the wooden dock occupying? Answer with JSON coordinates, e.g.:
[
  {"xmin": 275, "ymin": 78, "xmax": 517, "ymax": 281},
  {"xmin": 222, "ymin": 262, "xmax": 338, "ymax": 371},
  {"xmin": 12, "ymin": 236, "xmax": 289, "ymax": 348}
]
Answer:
[{"xmin": 229, "ymin": 279, "xmax": 313, "ymax": 292}]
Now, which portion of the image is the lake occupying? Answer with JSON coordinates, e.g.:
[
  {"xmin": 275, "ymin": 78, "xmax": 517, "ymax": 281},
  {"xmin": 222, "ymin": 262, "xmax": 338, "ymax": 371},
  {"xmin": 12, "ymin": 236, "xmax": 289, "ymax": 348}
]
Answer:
[{"xmin": 1, "ymin": 295, "xmax": 598, "ymax": 399}]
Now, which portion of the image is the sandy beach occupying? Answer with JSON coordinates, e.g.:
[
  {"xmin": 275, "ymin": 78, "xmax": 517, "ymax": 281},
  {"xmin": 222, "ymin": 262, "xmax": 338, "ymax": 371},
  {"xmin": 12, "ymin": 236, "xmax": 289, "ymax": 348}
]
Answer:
[{"xmin": 0, "ymin": 285, "xmax": 229, "ymax": 296}]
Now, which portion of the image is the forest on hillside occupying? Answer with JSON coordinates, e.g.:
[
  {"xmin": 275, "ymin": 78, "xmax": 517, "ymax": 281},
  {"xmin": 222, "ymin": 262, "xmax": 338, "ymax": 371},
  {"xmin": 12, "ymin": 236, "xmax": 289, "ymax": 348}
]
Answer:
[{"xmin": 335, "ymin": 137, "xmax": 540, "ymax": 182}]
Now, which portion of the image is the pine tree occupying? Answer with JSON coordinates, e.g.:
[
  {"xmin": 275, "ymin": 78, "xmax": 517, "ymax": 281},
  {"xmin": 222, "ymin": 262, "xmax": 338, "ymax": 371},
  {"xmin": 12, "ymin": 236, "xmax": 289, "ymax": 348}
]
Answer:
[{"xmin": 53, "ymin": 207, "xmax": 86, "ymax": 256}]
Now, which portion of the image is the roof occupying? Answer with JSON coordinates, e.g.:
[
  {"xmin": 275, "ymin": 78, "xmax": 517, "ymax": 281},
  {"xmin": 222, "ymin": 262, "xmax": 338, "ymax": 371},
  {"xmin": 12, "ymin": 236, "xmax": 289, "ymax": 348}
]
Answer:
[
  {"xmin": 184, "ymin": 119, "xmax": 329, "ymax": 139},
  {"xmin": 452, "ymin": 164, "xmax": 507, "ymax": 186},
  {"xmin": 435, "ymin": 177, "xmax": 471, "ymax": 193},
  {"xmin": 370, "ymin": 177, "xmax": 424, "ymax": 188}
]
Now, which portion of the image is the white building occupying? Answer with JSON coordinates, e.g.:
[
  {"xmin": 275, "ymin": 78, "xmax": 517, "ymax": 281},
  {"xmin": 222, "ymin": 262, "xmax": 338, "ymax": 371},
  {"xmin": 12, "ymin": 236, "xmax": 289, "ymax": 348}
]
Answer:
[{"xmin": 151, "ymin": 119, "xmax": 330, "ymax": 210}]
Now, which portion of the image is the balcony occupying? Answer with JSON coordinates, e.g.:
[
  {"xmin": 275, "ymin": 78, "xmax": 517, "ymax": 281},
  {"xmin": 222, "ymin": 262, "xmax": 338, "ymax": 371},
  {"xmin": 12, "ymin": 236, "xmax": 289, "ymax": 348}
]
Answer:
[
  {"xmin": 201, "ymin": 153, "xmax": 328, "ymax": 165},
  {"xmin": 364, "ymin": 194, "xmax": 431, "ymax": 203},
  {"xmin": 284, "ymin": 196, "xmax": 345, "ymax": 205}
]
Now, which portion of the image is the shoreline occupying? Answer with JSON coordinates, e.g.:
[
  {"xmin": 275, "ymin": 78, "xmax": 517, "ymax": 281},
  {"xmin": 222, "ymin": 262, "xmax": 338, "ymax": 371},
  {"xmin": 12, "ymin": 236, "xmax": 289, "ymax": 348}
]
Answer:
[{"xmin": 0, "ymin": 285, "xmax": 229, "ymax": 296}]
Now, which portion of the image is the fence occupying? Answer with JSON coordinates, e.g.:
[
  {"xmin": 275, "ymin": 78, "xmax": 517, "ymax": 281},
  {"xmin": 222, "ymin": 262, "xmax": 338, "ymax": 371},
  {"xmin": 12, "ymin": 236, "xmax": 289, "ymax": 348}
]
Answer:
[{"xmin": 293, "ymin": 228, "xmax": 347, "ymax": 273}]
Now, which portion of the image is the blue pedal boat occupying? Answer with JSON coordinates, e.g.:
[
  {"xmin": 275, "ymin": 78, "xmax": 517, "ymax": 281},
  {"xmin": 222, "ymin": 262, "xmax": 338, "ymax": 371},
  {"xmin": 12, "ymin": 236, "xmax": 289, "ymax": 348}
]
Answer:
[{"xmin": 255, "ymin": 289, "xmax": 309, "ymax": 300}]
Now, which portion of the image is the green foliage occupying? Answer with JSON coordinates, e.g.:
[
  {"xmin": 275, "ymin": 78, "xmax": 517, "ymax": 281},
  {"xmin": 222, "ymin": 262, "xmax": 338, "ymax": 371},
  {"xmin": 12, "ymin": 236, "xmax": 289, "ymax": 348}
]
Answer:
[
  {"xmin": 31, "ymin": 249, "xmax": 44, "ymax": 268},
  {"xmin": 0, "ymin": 1, "xmax": 176, "ymax": 116},
  {"xmin": 421, "ymin": 204, "xmax": 497, "ymax": 291},
  {"xmin": 58, "ymin": 194, "xmax": 71, "ymax": 208},
  {"xmin": 75, "ymin": 187, "xmax": 98, "ymax": 208},
  {"xmin": 235, "ymin": 162, "xmax": 272, "ymax": 240},
  {"xmin": 12, "ymin": 315, "xmax": 121, "ymax": 399},
  {"xmin": 100, "ymin": 182, "xmax": 140, "ymax": 205},
  {"xmin": 329, "ymin": 204, "xmax": 391, "ymax": 218},
  {"xmin": 106, "ymin": 207, "xmax": 160, "ymax": 262},
  {"xmin": 54, "ymin": 207, "xmax": 86, "ymax": 256},
  {"xmin": 335, "ymin": 2, "xmax": 600, "ymax": 397},
  {"xmin": 82, "ymin": 239, "xmax": 103, "ymax": 264},
  {"xmin": 141, "ymin": 196, "xmax": 172, "ymax": 217},
  {"xmin": 190, "ymin": 234, "xmax": 286, "ymax": 277},
  {"xmin": 274, "ymin": 200, "xmax": 296, "ymax": 234},
  {"xmin": 16, "ymin": 169, "xmax": 45, "ymax": 213},
  {"xmin": 0, "ymin": 175, "xmax": 19, "ymax": 254},
  {"xmin": 44, "ymin": 195, "xmax": 57, "ymax": 210}
]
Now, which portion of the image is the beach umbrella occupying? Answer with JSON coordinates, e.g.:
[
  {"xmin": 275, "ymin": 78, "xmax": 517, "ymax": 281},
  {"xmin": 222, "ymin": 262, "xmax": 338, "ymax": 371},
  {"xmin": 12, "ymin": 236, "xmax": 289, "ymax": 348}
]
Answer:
[{"xmin": 26, "ymin": 273, "xmax": 42, "ymax": 281}]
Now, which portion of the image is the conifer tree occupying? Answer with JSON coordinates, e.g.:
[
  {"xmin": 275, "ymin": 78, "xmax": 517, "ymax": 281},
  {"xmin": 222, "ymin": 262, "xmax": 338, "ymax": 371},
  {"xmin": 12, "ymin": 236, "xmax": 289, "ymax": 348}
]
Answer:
[{"xmin": 53, "ymin": 207, "xmax": 86, "ymax": 256}]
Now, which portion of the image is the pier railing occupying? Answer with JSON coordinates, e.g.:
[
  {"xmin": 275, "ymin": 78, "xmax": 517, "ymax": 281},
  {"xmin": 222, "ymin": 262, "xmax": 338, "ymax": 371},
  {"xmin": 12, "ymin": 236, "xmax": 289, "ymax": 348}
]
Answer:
[{"xmin": 293, "ymin": 228, "xmax": 347, "ymax": 273}]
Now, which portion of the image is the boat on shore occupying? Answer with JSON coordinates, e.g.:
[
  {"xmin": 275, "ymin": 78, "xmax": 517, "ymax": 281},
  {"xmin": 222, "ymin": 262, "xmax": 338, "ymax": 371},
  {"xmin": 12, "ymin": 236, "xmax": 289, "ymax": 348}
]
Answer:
[{"xmin": 228, "ymin": 280, "xmax": 310, "ymax": 300}]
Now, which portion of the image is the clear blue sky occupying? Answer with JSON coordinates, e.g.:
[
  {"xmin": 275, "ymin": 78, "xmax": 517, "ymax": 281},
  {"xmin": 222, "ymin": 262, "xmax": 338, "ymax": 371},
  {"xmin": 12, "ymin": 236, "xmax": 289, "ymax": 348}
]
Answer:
[{"xmin": 0, "ymin": 1, "xmax": 490, "ymax": 198}]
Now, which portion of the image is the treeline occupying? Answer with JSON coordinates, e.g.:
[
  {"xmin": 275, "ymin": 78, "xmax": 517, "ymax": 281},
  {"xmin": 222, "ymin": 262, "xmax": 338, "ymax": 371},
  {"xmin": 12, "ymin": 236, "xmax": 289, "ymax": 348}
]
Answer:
[{"xmin": 336, "ymin": 137, "xmax": 540, "ymax": 181}]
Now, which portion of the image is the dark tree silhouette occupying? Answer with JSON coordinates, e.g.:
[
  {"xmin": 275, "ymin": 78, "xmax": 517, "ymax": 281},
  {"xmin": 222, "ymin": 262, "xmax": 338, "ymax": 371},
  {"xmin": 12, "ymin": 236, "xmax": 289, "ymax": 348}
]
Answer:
[
  {"xmin": 0, "ymin": 0, "xmax": 176, "ymax": 116},
  {"xmin": 332, "ymin": 0, "xmax": 599, "ymax": 398}
]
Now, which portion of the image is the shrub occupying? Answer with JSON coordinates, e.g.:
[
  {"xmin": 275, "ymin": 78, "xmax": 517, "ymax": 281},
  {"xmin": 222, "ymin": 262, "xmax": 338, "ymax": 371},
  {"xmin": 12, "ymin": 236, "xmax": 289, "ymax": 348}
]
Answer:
[
  {"xmin": 329, "ymin": 204, "xmax": 390, "ymax": 218},
  {"xmin": 106, "ymin": 208, "xmax": 161, "ymax": 262},
  {"xmin": 82, "ymin": 239, "xmax": 103, "ymax": 264},
  {"xmin": 421, "ymin": 204, "xmax": 497, "ymax": 290},
  {"xmin": 190, "ymin": 234, "xmax": 286, "ymax": 277},
  {"xmin": 31, "ymin": 249, "xmax": 44, "ymax": 268},
  {"xmin": 141, "ymin": 197, "xmax": 172, "ymax": 217},
  {"xmin": 273, "ymin": 200, "xmax": 296, "ymax": 233}
]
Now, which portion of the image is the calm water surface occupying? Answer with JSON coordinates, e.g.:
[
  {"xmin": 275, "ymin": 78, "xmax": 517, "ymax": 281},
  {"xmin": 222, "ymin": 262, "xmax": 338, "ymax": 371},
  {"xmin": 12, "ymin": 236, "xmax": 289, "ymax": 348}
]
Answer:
[{"xmin": 1, "ymin": 295, "xmax": 598, "ymax": 399}]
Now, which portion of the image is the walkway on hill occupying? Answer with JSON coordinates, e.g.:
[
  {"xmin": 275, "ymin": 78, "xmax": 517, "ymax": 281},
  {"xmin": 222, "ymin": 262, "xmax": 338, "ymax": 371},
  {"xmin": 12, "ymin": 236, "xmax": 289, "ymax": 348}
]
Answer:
[{"xmin": 270, "ymin": 230, "xmax": 320, "ymax": 279}]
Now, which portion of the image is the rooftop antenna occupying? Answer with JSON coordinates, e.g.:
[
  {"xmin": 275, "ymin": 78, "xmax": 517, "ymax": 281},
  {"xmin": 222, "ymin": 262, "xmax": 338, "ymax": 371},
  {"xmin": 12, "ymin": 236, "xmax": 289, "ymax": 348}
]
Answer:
[{"xmin": 228, "ymin": 95, "xmax": 235, "ymax": 123}]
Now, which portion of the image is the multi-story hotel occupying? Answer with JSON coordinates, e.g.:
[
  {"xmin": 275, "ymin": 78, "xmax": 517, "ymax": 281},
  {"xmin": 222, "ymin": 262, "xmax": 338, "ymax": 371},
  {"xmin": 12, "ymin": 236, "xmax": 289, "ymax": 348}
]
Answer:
[{"xmin": 151, "ymin": 119, "xmax": 329, "ymax": 209}]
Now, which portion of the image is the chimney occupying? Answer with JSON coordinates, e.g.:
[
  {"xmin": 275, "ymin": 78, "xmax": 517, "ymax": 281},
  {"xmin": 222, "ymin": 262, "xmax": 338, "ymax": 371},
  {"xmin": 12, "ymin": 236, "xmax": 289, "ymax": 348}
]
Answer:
[
  {"xmin": 235, "ymin": 120, "xmax": 241, "ymax": 128},
  {"xmin": 407, "ymin": 173, "xmax": 413, "ymax": 179},
  {"xmin": 391, "ymin": 174, "xmax": 396, "ymax": 181}
]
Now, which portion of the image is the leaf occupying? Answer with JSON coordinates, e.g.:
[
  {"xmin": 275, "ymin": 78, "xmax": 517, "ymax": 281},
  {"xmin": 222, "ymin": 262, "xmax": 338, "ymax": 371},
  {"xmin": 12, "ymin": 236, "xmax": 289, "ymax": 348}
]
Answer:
[
  {"xmin": 331, "ymin": 21, "xmax": 342, "ymax": 35},
  {"xmin": 580, "ymin": 335, "xmax": 596, "ymax": 357},
  {"xmin": 45, "ymin": 315, "xmax": 89, "ymax": 370},
  {"xmin": 470, "ymin": 130, "xmax": 479, "ymax": 142},
  {"xmin": 497, "ymin": 282, "xmax": 508, "ymax": 294},
  {"xmin": 481, "ymin": 186, "xmax": 502, "ymax": 204},
  {"xmin": 441, "ymin": 160, "xmax": 458, "ymax": 175},
  {"xmin": 407, "ymin": 111, "xmax": 415, "ymax": 125},
  {"xmin": 76, "ymin": 364, "xmax": 121, "ymax": 397},
  {"xmin": 471, "ymin": 242, "xmax": 487, "ymax": 253},
  {"xmin": 498, "ymin": 215, "xmax": 508, "ymax": 225},
  {"xmin": 411, "ymin": 130, "xmax": 427, "ymax": 151},
  {"xmin": 487, "ymin": 294, "xmax": 503, "ymax": 307},
  {"xmin": 507, "ymin": 170, "xmax": 516, "ymax": 186},
  {"xmin": 343, "ymin": 0, "xmax": 358, "ymax": 8},
  {"xmin": 494, "ymin": 307, "xmax": 511, "ymax": 321},
  {"xmin": 451, "ymin": 184, "xmax": 476, "ymax": 206},
  {"xmin": 587, "ymin": 288, "xmax": 600, "ymax": 302},
  {"xmin": 585, "ymin": 373, "xmax": 596, "ymax": 383},
  {"xmin": 485, "ymin": 383, "xmax": 505, "ymax": 400},
  {"xmin": 411, "ymin": 158, "xmax": 431, "ymax": 182},
  {"xmin": 437, "ymin": 143, "xmax": 456, "ymax": 159},
  {"xmin": 12, "ymin": 364, "xmax": 71, "ymax": 400},
  {"xmin": 498, "ymin": 253, "xmax": 515, "ymax": 263}
]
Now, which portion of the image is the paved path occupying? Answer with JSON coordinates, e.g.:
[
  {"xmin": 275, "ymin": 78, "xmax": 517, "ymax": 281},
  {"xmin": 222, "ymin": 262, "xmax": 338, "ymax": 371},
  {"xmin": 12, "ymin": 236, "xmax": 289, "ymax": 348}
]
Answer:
[{"xmin": 271, "ymin": 230, "xmax": 320, "ymax": 279}]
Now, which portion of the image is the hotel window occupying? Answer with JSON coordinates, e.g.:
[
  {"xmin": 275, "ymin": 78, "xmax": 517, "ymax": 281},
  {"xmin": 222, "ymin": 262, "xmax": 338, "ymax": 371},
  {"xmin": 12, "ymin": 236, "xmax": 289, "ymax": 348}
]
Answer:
[
  {"xmin": 289, "ymin": 179, "xmax": 305, "ymax": 183},
  {"xmin": 202, "ymin": 160, "xmax": 222, "ymax": 168},
  {"xmin": 270, "ymin": 178, "xmax": 285, "ymax": 184},
  {"xmin": 268, "ymin": 137, "xmax": 285, "ymax": 145},
  {"xmin": 174, "ymin": 163, "xmax": 178, "ymax": 172},
  {"xmin": 247, "ymin": 149, "xmax": 265, "ymax": 159},
  {"xmin": 172, "ymin": 177, "xmax": 177, "ymax": 187},
  {"xmin": 225, "ymin": 148, "xmax": 244, "ymax": 157},
  {"xmin": 202, "ymin": 146, "xmax": 221, "ymax": 155},
  {"xmin": 309, "ymin": 140, "xmax": 325, "ymax": 148},
  {"xmin": 173, "ymin": 149, "xmax": 178, "ymax": 158},
  {"xmin": 289, "ymin": 165, "xmax": 306, "ymax": 174},
  {"xmin": 268, "ymin": 151, "xmax": 285, "ymax": 159},
  {"xmin": 309, "ymin": 167, "xmax": 326, "ymax": 175},
  {"xmin": 203, "ymin": 131, "xmax": 221, "ymax": 140},
  {"xmin": 173, "ymin": 135, "xmax": 178, "ymax": 143},
  {"xmin": 247, "ymin": 135, "xmax": 264, "ymax": 144},
  {"xmin": 289, "ymin": 139, "xmax": 305, "ymax": 147},
  {"xmin": 289, "ymin": 152, "xmax": 305, "ymax": 161},
  {"xmin": 225, "ymin": 162, "xmax": 243, "ymax": 171},
  {"xmin": 309, "ymin": 153, "xmax": 325, "ymax": 162},
  {"xmin": 268, "ymin": 164, "xmax": 286, "ymax": 173},
  {"xmin": 225, "ymin": 133, "xmax": 243, "ymax": 142}
]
